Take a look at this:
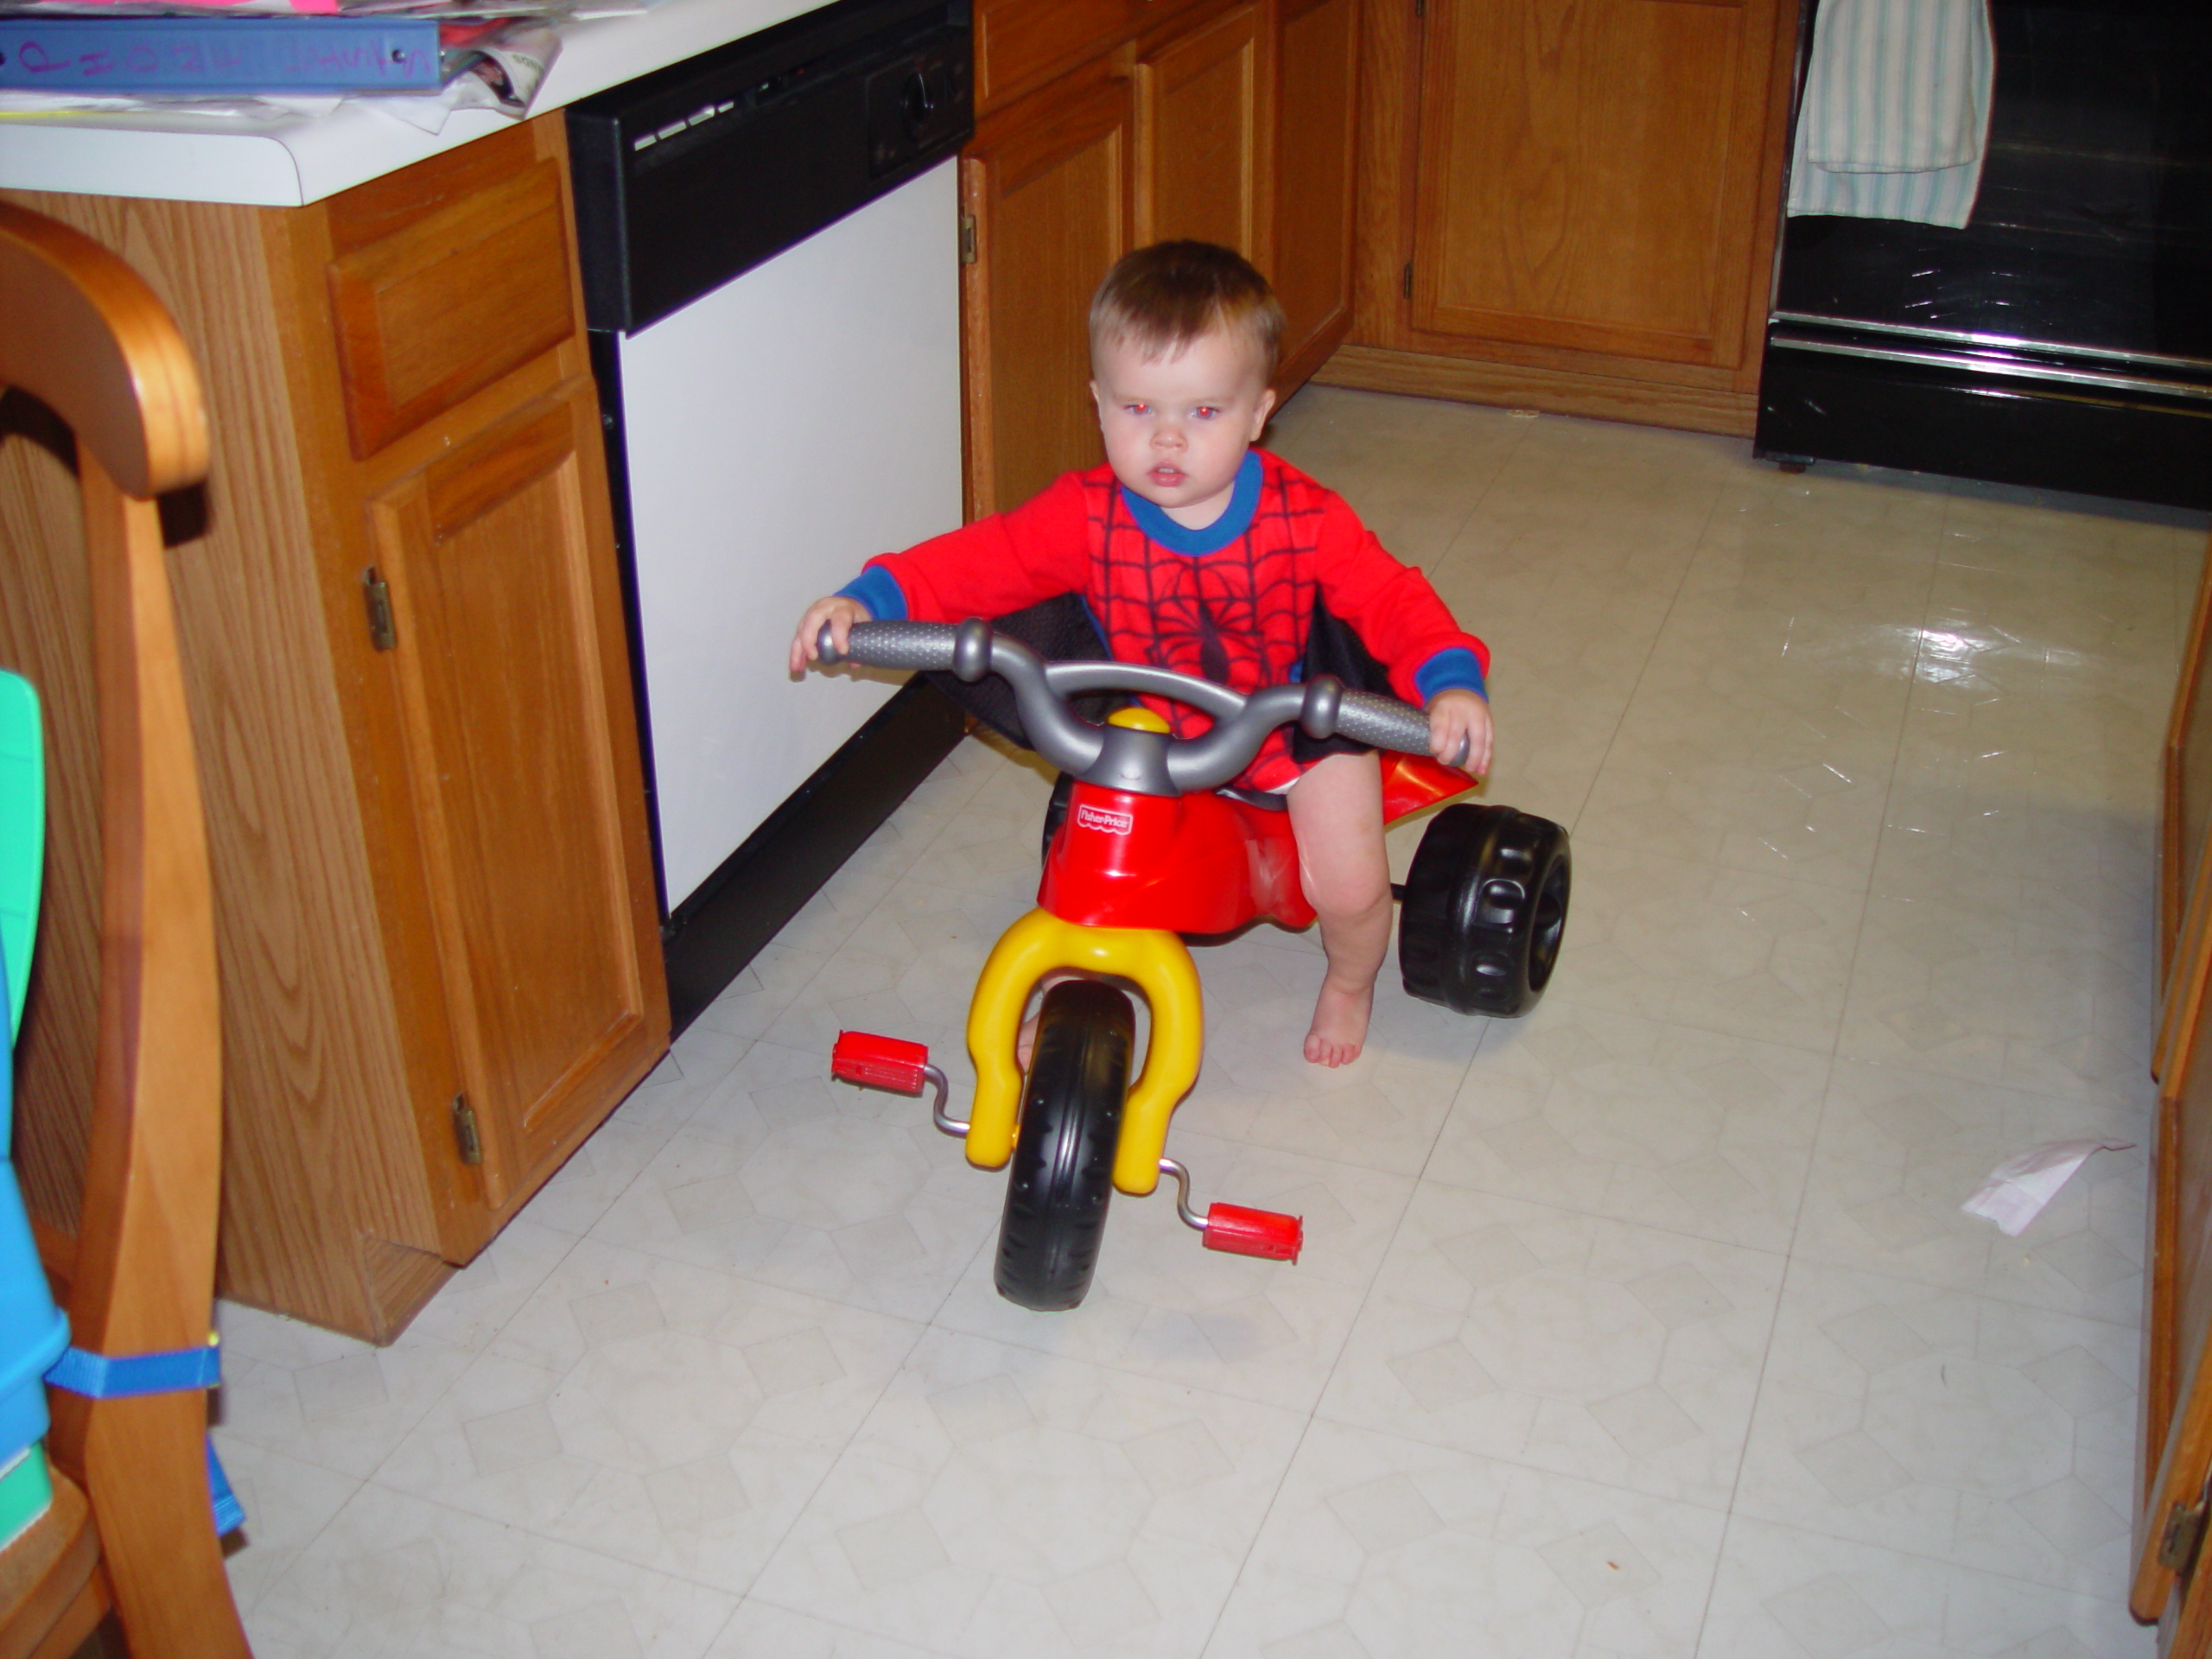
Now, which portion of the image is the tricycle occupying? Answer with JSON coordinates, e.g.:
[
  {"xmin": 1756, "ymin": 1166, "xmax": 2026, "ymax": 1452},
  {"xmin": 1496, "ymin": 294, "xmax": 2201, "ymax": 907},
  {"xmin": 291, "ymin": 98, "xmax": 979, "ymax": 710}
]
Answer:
[{"xmin": 816, "ymin": 617, "xmax": 1569, "ymax": 1311}]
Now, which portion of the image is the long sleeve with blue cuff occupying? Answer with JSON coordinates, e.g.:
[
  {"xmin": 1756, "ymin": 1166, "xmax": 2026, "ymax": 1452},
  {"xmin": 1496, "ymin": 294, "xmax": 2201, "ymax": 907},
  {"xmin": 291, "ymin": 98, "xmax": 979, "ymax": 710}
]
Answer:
[{"xmin": 837, "ymin": 449, "xmax": 1487, "ymax": 791}]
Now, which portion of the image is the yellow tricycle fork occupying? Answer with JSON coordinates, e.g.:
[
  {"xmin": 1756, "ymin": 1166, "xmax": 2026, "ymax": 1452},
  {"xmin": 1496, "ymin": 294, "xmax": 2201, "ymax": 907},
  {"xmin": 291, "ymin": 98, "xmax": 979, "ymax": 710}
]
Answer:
[{"xmin": 963, "ymin": 907, "xmax": 1200, "ymax": 1196}]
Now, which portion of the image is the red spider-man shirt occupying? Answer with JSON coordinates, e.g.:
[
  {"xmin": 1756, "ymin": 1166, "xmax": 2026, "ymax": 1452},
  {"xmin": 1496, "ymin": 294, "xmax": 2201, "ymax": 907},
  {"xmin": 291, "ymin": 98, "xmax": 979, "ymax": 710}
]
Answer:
[{"xmin": 842, "ymin": 450, "xmax": 1488, "ymax": 790}]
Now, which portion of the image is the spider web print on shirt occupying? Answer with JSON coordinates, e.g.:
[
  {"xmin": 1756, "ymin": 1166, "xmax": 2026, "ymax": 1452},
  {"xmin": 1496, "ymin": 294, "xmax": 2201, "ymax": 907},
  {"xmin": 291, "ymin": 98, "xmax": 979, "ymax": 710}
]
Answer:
[{"xmin": 1081, "ymin": 466, "xmax": 1325, "ymax": 788}]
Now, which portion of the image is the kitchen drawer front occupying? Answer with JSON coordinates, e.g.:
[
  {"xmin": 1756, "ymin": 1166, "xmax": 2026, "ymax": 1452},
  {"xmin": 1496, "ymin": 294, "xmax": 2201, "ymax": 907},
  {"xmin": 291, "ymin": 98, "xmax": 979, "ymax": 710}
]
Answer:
[
  {"xmin": 976, "ymin": 0, "xmax": 1145, "ymax": 111},
  {"xmin": 325, "ymin": 157, "xmax": 575, "ymax": 460}
]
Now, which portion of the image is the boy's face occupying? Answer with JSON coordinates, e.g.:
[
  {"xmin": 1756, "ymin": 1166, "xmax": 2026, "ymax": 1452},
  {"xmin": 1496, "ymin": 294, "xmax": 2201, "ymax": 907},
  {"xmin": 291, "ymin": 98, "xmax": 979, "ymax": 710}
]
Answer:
[{"xmin": 1090, "ymin": 327, "xmax": 1276, "ymax": 529}]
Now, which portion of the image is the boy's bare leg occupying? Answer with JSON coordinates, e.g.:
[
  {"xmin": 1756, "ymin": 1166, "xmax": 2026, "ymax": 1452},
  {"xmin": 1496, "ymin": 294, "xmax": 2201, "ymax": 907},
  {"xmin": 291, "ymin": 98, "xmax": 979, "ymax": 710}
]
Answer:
[
  {"xmin": 1015, "ymin": 970, "xmax": 1079, "ymax": 1071},
  {"xmin": 1286, "ymin": 751, "xmax": 1393, "ymax": 1067}
]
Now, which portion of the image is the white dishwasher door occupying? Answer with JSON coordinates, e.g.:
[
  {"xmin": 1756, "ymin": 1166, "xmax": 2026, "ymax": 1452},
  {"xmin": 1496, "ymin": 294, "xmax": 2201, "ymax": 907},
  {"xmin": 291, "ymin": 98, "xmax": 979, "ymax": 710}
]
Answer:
[{"xmin": 615, "ymin": 159, "xmax": 963, "ymax": 911}]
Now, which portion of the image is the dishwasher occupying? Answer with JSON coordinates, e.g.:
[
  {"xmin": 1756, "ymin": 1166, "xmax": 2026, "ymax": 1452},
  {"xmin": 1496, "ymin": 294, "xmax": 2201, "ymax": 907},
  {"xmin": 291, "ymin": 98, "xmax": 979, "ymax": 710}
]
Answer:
[{"xmin": 569, "ymin": 0, "xmax": 972, "ymax": 1030}]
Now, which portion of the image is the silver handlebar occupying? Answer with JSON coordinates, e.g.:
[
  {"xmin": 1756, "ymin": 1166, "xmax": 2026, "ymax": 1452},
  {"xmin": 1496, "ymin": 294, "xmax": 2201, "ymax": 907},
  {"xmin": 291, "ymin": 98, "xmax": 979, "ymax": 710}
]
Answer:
[{"xmin": 816, "ymin": 618, "xmax": 1445, "ymax": 792}]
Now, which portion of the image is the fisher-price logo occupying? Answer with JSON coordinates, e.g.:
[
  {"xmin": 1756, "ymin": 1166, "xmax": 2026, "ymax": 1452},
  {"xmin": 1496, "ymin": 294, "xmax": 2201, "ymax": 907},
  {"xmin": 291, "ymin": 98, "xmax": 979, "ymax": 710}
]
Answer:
[{"xmin": 1074, "ymin": 803, "xmax": 1135, "ymax": 836}]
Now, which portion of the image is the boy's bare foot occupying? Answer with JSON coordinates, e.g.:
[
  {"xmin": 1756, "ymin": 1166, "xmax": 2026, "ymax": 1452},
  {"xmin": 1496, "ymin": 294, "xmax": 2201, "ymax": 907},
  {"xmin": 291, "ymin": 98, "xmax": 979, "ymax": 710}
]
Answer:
[{"xmin": 1304, "ymin": 976, "xmax": 1374, "ymax": 1067}]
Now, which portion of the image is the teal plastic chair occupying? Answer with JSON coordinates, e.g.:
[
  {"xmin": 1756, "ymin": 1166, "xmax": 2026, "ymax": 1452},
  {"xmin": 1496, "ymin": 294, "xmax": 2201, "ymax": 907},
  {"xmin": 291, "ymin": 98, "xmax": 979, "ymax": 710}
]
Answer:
[
  {"xmin": 0, "ymin": 668, "xmax": 70, "ymax": 1554},
  {"xmin": 1, "ymin": 667, "xmax": 37, "ymax": 1043}
]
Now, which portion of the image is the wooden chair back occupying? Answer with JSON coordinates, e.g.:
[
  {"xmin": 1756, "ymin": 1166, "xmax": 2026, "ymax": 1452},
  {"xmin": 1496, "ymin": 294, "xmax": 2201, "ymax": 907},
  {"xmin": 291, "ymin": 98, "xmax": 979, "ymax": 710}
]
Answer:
[{"xmin": 0, "ymin": 200, "xmax": 248, "ymax": 1657}]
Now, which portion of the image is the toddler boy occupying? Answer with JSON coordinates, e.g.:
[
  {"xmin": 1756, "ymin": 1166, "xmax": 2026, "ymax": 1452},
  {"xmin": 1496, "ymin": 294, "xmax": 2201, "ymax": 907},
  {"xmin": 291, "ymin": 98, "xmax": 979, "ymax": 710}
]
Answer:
[{"xmin": 791, "ymin": 242, "xmax": 1490, "ymax": 1067}]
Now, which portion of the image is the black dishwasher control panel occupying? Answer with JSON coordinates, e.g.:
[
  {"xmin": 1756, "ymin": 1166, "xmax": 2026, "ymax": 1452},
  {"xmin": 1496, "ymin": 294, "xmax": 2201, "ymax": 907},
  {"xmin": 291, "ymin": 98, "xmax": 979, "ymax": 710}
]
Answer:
[{"xmin": 569, "ymin": 0, "xmax": 972, "ymax": 334}]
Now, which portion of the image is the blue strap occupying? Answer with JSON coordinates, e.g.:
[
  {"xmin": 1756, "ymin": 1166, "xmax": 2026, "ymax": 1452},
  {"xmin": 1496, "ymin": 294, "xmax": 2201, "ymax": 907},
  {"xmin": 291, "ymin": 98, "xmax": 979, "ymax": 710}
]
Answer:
[
  {"xmin": 47, "ymin": 1338, "xmax": 219, "ymax": 1398},
  {"xmin": 43, "ymin": 1344, "xmax": 243, "ymax": 1535},
  {"xmin": 207, "ymin": 1440, "xmax": 243, "ymax": 1536}
]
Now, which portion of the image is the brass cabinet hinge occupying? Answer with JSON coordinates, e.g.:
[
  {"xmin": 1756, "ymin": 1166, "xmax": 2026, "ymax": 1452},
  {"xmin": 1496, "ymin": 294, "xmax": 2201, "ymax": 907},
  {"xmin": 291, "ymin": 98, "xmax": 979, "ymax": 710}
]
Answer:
[
  {"xmin": 958, "ymin": 213, "xmax": 978, "ymax": 265},
  {"xmin": 362, "ymin": 567, "xmax": 397, "ymax": 652},
  {"xmin": 2160, "ymin": 1493, "xmax": 2209, "ymax": 1572},
  {"xmin": 450, "ymin": 1094, "xmax": 483, "ymax": 1166}
]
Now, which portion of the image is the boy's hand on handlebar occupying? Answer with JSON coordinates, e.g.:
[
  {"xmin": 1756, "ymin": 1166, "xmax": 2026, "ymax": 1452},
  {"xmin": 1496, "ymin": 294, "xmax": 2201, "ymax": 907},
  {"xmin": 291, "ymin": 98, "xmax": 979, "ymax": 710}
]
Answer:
[
  {"xmin": 790, "ymin": 595, "xmax": 872, "ymax": 676},
  {"xmin": 1427, "ymin": 688, "xmax": 1491, "ymax": 777}
]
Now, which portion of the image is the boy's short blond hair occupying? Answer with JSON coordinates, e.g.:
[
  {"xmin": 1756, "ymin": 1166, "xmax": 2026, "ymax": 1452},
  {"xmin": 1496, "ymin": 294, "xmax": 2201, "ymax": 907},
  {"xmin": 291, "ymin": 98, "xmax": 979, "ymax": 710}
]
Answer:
[{"xmin": 1090, "ymin": 241, "xmax": 1285, "ymax": 385}]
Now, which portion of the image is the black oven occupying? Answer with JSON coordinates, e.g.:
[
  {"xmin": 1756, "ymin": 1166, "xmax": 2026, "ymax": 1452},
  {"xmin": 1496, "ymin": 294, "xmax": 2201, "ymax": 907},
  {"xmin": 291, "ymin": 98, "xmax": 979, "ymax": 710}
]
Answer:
[{"xmin": 1755, "ymin": 0, "xmax": 2212, "ymax": 510}]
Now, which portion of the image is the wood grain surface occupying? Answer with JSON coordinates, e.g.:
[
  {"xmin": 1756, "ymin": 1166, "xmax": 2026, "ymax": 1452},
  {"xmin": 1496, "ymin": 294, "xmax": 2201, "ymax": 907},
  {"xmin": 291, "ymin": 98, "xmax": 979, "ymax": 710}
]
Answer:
[
  {"xmin": 1315, "ymin": 341, "xmax": 1758, "ymax": 435},
  {"xmin": 327, "ymin": 159, "xmax": 574, "ymax": 460},
  {"xmin": 977, "ymin": 0, "xmax": 1141, "ymax": 115},
  {"xmin": 1345, "ymin": 0, "xmax": 1796, "ymax": 429},
  {"xmin": 259, "ymin": 109, "xmax": 664, "ymax": 1306},
  {"xmin": 2164, "ymin": 537, "xmax": 2212, "ymax": 993},
  {"xmin": 1410, "ymin": 0, "xmax": 1769, "ymax": 365},
  {"xmin": 326, "ymin": 119, "xmax": 542, "ymax": 257},
  {"xmin": 0, "ymin": 185, "xmax": 442, "ymax": 1338},
  {"xmin": 1, "ymin": 197, "xmax": 249, "ymax": 1654},
  {"xmin": 0, "ymin": 208, "xmax": 206, "ymax": 500},
  {"xmin": 1, "ymin": 109, "xmax": 669, "ymax": 1343},
  {"xmin": 1135, "ymin": 0, "xmax": 1268, "ymax": 262},
  {"xmin": 57, "ymin": 449, "xmax": 247, "ymax": 1659},
  {"xmin": 2138, "ymin": 537, "xmax": 2212, "ymax": 1637},
  {"xmin": 1271, "ymin": 0, "xmax": 1361, "ymax": 393},
  {"xmin": 963, "ymin": 60, "xmax": 1133, "ymax": 517},
  {"xmin": 365, "ymin": 378, "xmax": 664, "ymax": 1213},
  {"xmin": 2133, "ymin": 933, "xmax": 2212, "ymax": 1633}
]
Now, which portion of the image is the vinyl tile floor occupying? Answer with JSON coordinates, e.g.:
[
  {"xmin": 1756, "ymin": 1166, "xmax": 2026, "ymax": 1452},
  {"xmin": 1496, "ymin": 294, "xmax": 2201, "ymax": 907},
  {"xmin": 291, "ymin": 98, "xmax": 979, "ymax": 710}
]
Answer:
[{"xmin": 213, "ymin": 387, "xmax": 2209, "ymax": 1657}]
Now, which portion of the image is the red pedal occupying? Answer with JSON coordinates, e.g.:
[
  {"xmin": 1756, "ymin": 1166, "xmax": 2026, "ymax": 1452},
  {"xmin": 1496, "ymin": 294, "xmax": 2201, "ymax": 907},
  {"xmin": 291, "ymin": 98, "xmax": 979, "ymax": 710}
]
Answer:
[
  {"xmin": 831, "ymin": 1031, "xmax": 931, "ymax": 1095},
  {"xmin": 1202, "ymin": 1204, "xmax": 1303, "ymax": 1263}
]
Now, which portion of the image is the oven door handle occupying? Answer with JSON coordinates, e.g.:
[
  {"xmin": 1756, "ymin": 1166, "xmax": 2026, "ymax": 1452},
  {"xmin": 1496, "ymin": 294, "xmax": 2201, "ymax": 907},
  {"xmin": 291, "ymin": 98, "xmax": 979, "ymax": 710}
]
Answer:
[{"xmin": 1768, "ymin": 330, "xmax": 2212, "ymax": 404}]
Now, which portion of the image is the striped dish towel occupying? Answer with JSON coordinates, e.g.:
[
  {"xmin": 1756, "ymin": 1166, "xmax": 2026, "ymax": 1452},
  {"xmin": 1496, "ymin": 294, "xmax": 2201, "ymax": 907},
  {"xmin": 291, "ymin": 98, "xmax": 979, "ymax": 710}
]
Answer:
[{"xmin": 1788, "ymin": 0, "xmax": 1995, "ymax": 229}]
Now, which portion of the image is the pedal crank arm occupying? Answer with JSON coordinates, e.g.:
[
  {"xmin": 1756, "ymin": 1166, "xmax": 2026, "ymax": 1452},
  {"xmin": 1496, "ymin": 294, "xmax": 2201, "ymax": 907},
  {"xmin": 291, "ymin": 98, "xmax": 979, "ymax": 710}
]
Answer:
[
  {"xmin": 831, "ymin": 1030, "xmax": 969, "ymax": 1137},
  {"xmin": 1156, "ymin": 1158, "xmax": 1303, "ymax": 1263}
]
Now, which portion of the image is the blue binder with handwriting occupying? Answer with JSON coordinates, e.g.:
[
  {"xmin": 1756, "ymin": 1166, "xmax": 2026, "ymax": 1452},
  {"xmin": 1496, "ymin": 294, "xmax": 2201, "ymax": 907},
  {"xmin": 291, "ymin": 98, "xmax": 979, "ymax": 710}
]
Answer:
[{"xmin": 0, "ymin": 16, "xmax": 441, "ymax": 92}]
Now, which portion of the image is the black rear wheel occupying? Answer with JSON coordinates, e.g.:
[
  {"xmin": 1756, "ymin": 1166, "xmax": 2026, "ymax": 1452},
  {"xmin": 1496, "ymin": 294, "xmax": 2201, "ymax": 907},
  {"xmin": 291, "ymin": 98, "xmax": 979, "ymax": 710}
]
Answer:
[
  {"xmin": 1398, "ymin": 804, "xmax": 1571, "ymax": 1017},
  {"xmin": 995, "ymin": 979, "xmax": 1132, "ymax": 1311}
]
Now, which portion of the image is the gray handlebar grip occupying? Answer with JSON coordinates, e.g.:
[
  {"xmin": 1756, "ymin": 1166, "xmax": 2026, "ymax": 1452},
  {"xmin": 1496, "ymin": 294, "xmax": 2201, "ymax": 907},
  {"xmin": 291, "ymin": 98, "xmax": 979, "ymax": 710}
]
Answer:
[
  {"xmin": 834, "ymin": 620, "xmax": 957, "ymax": 671},
  {"xmin": 824, "ymin": 619, "xmax": 996, "ymax": 679},
  {"xmin": 1332, "ymin": 690, "xmax": 1436, "ymax": 757}
]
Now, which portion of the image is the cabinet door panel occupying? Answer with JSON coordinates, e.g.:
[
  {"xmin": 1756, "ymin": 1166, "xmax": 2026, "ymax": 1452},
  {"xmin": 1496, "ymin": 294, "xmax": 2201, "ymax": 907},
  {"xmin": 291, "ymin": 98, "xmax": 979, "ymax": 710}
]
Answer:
[
  {"xmin": 963, "ymin": 69, "xmax": 1134, "ymax": 516},
  {"xmin": 2136, "ymin": 830, "xmax": 2212, "ymax": 1636},
  {"xmin": 1273, "ymin": 0, "xmax": 1359, "ymax": 385},
  {"xmin": 2165, "ymin": 544, "xmax": 2212, "ymax": 985},
  {"xmin": 366, "ymin": 378, "xmax": 664, "ymax": 1207},
  {"xmin": 1411, "ymin": 0, "xmax": 1775, "ymax": 366},
  {"xmin": 1137, "ymin": 2, "xmax": 1267, "ymax": 259}
]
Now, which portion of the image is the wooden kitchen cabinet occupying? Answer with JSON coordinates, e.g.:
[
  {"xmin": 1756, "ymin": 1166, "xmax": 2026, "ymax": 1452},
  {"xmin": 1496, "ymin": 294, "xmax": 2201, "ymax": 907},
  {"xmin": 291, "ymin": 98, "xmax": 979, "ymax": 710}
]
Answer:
[
  {"xmin": 360, "ymin": 380, "xmax": 664, "ymax": 1218},
  {"xmin": 962, "ymin": 0, "xmax": 1353, "ymax": 516},
  {"xmin": 1135, "ymin": 2, "xmax": 1270, "ymax": 262},
  {"xmin": 962, "ymin": 59, "xmax": 1136, "ymax": 518},
  {"xmin": 0, "ymin": 113, "xmax": 667, "ymax": 1342},
  {"xmin": 2136, "ymin": 536, "xmax": 2212, "ymax": 1644},
  {"xmin": 1329, "ymin": 0, "xmax": 1798, "ymax": 435},
  {"xmin": 1273, "ymin": 0, "xmax": 1362, "ymax": 390}
]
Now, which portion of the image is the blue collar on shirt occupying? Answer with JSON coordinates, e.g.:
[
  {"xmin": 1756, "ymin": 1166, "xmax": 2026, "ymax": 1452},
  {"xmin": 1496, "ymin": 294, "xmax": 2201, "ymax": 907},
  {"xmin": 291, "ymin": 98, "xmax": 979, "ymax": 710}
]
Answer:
[{"xmin": 1118, "ymin": 451, "xmax": 1262, "ymax": 555}]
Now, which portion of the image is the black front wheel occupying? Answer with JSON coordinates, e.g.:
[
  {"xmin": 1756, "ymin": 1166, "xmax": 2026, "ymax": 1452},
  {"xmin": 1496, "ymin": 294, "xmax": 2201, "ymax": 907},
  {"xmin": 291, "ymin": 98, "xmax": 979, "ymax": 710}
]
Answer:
[
  {"xmin": 1398, "ymin": 804, "xmax": 1570, "ymax": 1018},
  {"xmin": 995, "ymin": 979, "xmax": 1133, "ymax": 1311}
]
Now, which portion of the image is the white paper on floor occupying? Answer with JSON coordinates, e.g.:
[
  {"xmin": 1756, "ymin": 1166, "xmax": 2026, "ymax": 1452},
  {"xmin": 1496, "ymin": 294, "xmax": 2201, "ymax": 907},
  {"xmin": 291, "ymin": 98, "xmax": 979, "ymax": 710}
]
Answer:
[{"xmin": 1961, "ymin": 1137, "xmax": 2136, "ymax": 1237}]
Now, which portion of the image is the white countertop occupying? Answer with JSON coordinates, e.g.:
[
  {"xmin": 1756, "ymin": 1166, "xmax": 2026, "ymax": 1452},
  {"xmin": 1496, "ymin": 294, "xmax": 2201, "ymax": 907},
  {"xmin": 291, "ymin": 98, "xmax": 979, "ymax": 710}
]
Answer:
[{"xmin": 0, "ymin": 0, "xmax": 822, "ymax": 207}]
